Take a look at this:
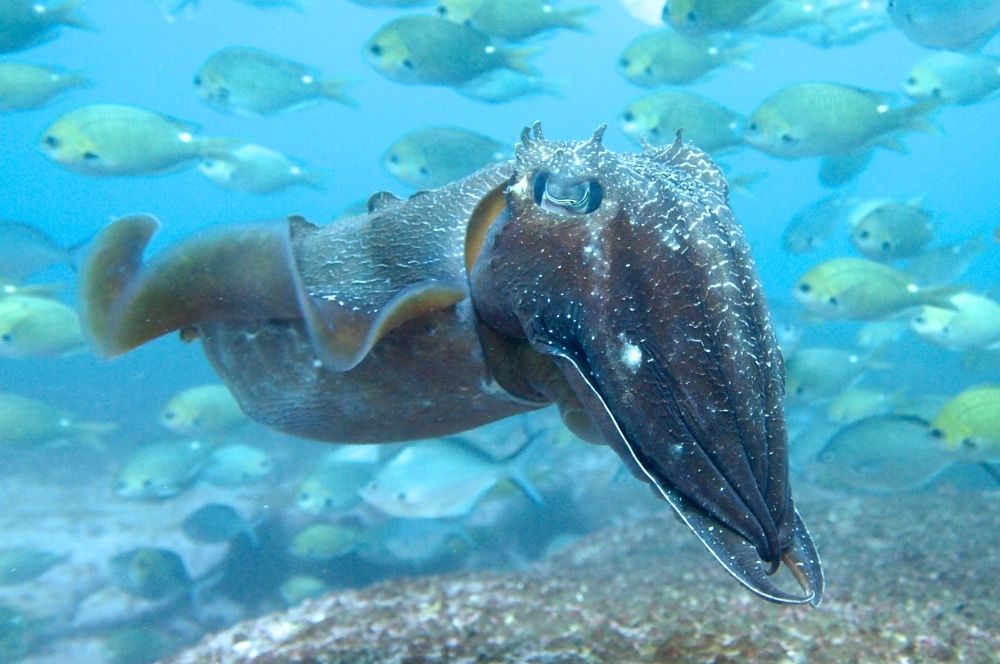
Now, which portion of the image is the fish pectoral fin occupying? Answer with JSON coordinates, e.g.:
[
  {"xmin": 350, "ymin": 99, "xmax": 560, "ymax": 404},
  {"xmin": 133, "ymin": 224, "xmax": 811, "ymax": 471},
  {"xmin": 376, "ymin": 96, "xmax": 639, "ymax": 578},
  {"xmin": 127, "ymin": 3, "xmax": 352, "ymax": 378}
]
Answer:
[{"xmin": 299, "ymin": 279, "xmax": 467, "ymax": 372}]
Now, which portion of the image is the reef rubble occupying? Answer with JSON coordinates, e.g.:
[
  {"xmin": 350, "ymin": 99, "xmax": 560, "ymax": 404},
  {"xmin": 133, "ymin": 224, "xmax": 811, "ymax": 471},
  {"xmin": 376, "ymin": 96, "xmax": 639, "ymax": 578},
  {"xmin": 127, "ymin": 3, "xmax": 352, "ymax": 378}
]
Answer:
[{"xmin": 166, "ymin": 487, "xmax": 1000, "ymax": 663}]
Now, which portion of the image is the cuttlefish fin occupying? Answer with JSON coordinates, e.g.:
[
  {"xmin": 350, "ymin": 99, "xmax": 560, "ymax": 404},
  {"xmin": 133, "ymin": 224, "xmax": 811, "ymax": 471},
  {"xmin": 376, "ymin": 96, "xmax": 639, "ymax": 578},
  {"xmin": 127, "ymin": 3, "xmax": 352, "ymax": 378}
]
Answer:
[
  {"xmin": 285, "ymin": 216, "xmax": 467, "ymax": 372},
  {"xmin": 297, "ymin": 281, "xmax": 468, "ymax": 371},
  {"xmin": 80, "ymin": 214, "xmax": 302, "ymax": 358}
]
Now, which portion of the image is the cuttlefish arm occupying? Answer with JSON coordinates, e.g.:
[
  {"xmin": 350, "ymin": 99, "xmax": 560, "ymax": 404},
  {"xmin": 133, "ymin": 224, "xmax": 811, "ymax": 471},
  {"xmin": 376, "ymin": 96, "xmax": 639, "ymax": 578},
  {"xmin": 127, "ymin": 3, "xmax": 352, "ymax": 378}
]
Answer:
[{"xmin": 469, "ymin": 125, "xmax": 823, "ymax": 605}]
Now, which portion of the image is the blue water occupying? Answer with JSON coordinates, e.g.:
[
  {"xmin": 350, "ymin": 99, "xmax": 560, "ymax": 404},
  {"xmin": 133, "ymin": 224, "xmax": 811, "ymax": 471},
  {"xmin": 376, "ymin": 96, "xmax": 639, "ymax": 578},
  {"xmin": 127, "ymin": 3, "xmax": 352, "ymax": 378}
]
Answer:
[{"xmin": 2, "ymin": 1, "xmax": 999, "ymax": 661}]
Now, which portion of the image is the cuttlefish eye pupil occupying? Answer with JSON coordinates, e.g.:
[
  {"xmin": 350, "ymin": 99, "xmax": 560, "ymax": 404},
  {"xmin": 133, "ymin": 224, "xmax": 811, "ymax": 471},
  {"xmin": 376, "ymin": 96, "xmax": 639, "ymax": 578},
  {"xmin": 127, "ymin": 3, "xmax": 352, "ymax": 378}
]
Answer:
[{"xmin": 531, "ymin": 170, "xmax": 604, "ymax": 215}]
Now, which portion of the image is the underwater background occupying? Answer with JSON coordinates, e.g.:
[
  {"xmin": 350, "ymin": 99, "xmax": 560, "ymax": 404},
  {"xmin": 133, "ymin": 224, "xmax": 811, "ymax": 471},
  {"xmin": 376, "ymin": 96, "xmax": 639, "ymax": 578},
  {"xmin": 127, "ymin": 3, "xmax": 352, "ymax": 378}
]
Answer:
[{"xmin": 1, "ymin": 1, "xmax": 999, "ymax": 662}]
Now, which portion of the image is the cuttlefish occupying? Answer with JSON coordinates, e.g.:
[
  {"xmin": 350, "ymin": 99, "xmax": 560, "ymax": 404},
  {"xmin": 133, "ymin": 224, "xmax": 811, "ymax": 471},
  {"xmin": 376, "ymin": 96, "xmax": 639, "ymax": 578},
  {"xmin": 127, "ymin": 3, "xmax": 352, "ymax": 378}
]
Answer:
[{"xmin": 80, "ymin": 124, "xmax": 823, "ymax": 605}]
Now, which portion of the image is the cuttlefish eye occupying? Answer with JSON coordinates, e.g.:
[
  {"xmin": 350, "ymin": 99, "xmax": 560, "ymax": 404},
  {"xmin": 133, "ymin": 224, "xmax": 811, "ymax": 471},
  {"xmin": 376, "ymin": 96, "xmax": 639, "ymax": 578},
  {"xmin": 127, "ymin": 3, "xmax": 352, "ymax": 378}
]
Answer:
[{"xmin": 531, "ymin": 170, "xmax": 603, "ymax": 215}]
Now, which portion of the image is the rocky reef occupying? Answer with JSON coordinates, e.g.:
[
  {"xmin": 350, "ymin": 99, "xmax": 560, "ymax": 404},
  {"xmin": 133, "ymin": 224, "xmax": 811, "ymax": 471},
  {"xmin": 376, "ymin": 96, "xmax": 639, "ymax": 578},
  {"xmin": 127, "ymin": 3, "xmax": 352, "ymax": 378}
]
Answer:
[{"xmin": 166, "ymin": 486, "xmax": 1000, "ymax": 663}]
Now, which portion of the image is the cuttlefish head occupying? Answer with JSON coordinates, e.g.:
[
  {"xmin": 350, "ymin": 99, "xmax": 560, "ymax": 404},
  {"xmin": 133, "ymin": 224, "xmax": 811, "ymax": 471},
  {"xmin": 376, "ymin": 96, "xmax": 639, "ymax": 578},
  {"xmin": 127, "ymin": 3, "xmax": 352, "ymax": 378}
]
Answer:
[{"xmin": 467, "ymin": 123, "xmax": 823, "ymax": 606}]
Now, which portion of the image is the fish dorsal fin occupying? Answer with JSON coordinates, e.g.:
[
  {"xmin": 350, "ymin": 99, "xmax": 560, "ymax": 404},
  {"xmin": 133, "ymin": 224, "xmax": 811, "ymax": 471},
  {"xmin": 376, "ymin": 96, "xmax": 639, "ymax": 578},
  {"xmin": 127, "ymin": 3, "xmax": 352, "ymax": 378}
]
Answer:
[
  {"xmin": 366, "ymin": 191, "xmax": 404, "ymax": 213},
  {"xmin": 464, "ymin": 181, "xmax": 509, "ymax": 275}
]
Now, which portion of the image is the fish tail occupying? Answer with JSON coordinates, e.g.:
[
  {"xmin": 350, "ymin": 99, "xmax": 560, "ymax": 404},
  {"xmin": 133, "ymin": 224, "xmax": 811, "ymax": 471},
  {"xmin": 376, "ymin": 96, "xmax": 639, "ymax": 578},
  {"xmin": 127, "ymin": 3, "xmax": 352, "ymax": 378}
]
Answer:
[
  {"xmin": 319, "ymin": 78, "xmax": 358, "ymax": 107},
  {"xmin": 722, "ymin": 37, "xmax": 759, "ymax": 70},
  {"xmin": 299, "ymin": 168, "xmax": 328, "ymax": 191},
  {"xmin": 535, "ymin": 76, "xmax": 568, "ymax": 98},
  {"xmin": 727, "ymin": 171, "xmax": 766, "ymax": 196},
  {"xmin": 74, "ymin": 421, "xmax": 117, "ymax": 450},
  {"xmin": 55, "ymin": 0, "xmax": 96, "ymax": 31},
  {"xmin": 63, "ymin": 70, "xmax": 95, "ymax": 89},
  {"xmin": 195, "ymin": 137, "xmax": 243, "ymax": 161},
  {"xmin": 502, "ymin": 45, "xmax": 544, "ymax": 78},
  {"xmin": 554, "ymin": 5, "xmax": 598, "ymax": 32},
  {"xmin": 902, "ymin": 98, "xmax": 944, "ymax": 137},
  {"xmin": 502, "ymin": 433, "xmax": 546, "ymax": 506},
  {"xmin": 917, "ymin": 285, "xmax": 967, "ymax": 311}
]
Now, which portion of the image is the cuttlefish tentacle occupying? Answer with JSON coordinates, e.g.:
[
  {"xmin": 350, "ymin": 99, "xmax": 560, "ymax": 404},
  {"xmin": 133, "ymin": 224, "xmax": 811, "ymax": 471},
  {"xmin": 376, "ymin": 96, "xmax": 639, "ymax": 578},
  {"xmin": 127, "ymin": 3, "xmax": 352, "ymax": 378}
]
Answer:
[{"xmin": 80, "ymin": 214, "xmax": 302, "ymax": 358}]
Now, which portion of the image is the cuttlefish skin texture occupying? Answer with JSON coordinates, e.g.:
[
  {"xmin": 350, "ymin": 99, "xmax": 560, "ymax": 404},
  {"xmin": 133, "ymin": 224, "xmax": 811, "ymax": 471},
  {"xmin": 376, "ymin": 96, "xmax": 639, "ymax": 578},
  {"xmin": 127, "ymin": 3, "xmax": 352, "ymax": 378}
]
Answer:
[{"xmin": 80, "ymin": 126, "xmax": 822, "ymax": 605}]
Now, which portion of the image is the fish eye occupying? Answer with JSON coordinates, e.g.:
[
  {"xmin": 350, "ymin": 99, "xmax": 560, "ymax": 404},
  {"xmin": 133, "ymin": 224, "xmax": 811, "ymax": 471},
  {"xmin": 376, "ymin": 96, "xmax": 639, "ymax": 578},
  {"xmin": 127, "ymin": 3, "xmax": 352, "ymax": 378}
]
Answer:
[
  {"xmin": 858, "ymin": 230, "xmax": 870, "ymax": 239},
  {"xmin": 618, "ymin": 57, "xmax": 629, "ymax": 68},
  {"xmin": 163, "ymin": 411, "xmax": 175, "ymax": 420},
  {"xmin": 913, "ymin": 316, "xmax": 925, "ymax": 324},
  {"xmin": 827, "ymin": 296, "xmax": 838, "ymax": 306},
  {"xmin": 795, "ymin": 385, "xmax": 805, "ymax": 396},
  {"xmin": 396, "ymin": 491, "xmax": 407, "ymax": 502},
  {"xmin": 142, "ymin": 479, "xmax": 153, "ymax": 488},
  {"xmin": 905, "ymin": 76, "xmax": 917, "ymax": 86},
  {"xmin": 323, "ymin": 497, "xmax": 334, "ymax": 507},
  {"xmin": 193, "ymin": 75, "xmax": 201, "ymax": 86},
  {"xmin": 436, "ymin": 5, "xmax": 446, "ymax": 15},
  {"xmin": 747, "ymin": 122, "xmax": 758, "ymax": 132},
  {"xmin": 298, "ymin": 492, "xmax": 310, "ymax": 501},
  {"xmin": 370, "ymin": 43, "xmax": 382, "ymax": 56},
  {"xmin": 643, "ymin": 66, "xmax": 653, "ymax": 77},
  {"xmin": 402, "ymin": 59, "xmax": 415, "ymax": 70},
  {"xmin": 931, "ymin": 87, "xmax": 941, "ymax": 98},
  {"xmin": 622, "ymin": 111, "xmax": 634, "ymax": 122},
  {"xmin": 1, "ymin": 334, "xmax": 11, "ymax": 343},
  {"xmin": 780, "ymin": 134, "xmax": 796, "ymax": 144},
  {"xmin": 532, "ymin": 170, "xmax": 604, "ymax": 215},
  {"xmin": 930, "ymin": 428, "xmax": 942, "ymax": 438},
  {"xmin": 686, "ymin": 11, "xmax": 697, "ymax": 22},
  {"xmin": 419, "ymin": 166, "xmax": 428, "ymax": 175},
  {"xmin": 649, "ymin": 126, "xmax": 661, "ymax": 136},
  {"xmin": 881, "ymin": 241, "xmax": 891, "ymax": 252},
  {"xmin": 388, "ymin": 153, "xmax": 399, "ymax": 163},
  {"xmin": 961, "ymin": 438, "xmax": 977, "ymax": 450},
  {"xmin": 798, "ymin": 282, "xmax": 811, "ymax": 293},
  {"xmin": 43, "ymin": 135, "xmax": 60, "ymax": 148},
  {"xmin": 83, "ymin": 151, "xmax": 99, "ymax": 162}
]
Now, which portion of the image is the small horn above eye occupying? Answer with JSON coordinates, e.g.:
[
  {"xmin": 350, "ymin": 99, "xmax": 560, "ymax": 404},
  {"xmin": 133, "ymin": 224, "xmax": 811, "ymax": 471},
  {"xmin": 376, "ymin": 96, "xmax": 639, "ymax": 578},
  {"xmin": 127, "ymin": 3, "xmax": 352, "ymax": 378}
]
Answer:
[{"xmin": 589, "ymin": 124, "xmax": 608, "ymax": 146}]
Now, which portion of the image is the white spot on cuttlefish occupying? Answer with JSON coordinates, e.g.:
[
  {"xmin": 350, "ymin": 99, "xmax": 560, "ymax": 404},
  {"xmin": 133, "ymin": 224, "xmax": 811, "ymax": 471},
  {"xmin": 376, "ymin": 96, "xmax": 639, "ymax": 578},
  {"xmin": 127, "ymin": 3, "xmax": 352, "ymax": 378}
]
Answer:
[{"xmin": 621, "ymin": 340, "xmax": 642, "ymax": 370}]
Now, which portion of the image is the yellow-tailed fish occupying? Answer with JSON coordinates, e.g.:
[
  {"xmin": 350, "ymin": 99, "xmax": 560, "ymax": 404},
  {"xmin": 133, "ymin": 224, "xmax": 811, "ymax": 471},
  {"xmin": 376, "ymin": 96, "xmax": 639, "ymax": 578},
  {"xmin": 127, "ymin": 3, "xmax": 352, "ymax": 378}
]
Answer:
[
  {"xmin": 364, "ymin": 15, "xmax": 540, "ymax": 86},
  {"xmin": 195, "ymin": 46, "xmax": 355, "ymax": 116},
  {"xmin": 40, "ymin": 104, "xmax": 238, "ymax": 177},
  {"xmin": 930, "ymin": 386, "xmax": 1000, "ymax": 462},
  {"xmin": 0, "ymin": 62, "xmax": 91, "ymax": 112},
  {"xmin": 744, "ymin": 82, "xmax": 939, "ymax": 159},
  {"xmin": 793, "ymin": 256, "xmax": 958, "ymax": 320}
]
